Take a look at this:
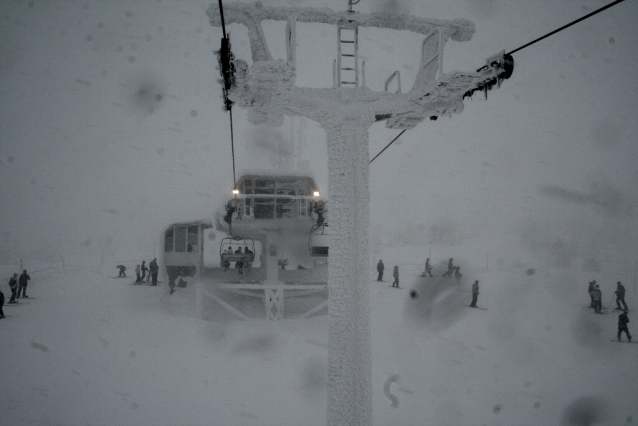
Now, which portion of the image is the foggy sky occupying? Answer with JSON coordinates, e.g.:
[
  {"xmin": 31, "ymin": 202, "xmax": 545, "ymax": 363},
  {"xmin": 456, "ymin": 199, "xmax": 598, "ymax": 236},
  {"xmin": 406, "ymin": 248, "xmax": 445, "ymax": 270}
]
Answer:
[{"xmin": 1, "ymin": 0, "xmax": 637, "ymax": 268}]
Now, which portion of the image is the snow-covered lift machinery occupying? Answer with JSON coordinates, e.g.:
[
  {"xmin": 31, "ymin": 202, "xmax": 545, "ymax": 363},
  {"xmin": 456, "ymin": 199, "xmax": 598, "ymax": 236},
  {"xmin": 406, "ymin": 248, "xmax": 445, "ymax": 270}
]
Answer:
[
  {"xmin": 208, "ymin": 2, "xmax": 513, "ymax": 425},
  {"xmin": 309, "ymin": 222, "xmax": 330, "ymax": 257}
]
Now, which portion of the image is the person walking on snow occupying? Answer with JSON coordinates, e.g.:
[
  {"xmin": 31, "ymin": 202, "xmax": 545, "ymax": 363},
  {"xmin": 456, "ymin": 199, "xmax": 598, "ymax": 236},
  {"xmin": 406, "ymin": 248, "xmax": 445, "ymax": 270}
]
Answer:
[
  {"xmin": 8, "ymin": 273, "xmax": 18, "ymax": 303},
  {"xmin": 470, "ymin": 280, "xmax": 479, "ymax": 307},
  {"xmin": 618, "ymin": 311, "xmax": 632, "ymax": 342},
  {"xmin": 377, "ymin": 260, "xmax": 384, "ymax": 281},
  {"xmin": 18, "ymin": 270, "xmax": 30, "ymax": 298},
  {"xmin": 424, "ymin": 258, "xmax": 433, "ymax": 277},
  {"xmin": 135, "ymin": 264, "xmax": 141, "ymax": 283},
  {"xmin": 615, "ymin": 281, "xmax": 628, "ymax": 311},
  {"xmin": 591, "ymin": 284, "xmax": 602, "ymax": 313},
  {"xmin": 392, "ymin": 265, "xmax": 399, "ymax": 288},
  {"xmin": 149, "ymin": 258, "xmax": 159, "ymax": 286}
]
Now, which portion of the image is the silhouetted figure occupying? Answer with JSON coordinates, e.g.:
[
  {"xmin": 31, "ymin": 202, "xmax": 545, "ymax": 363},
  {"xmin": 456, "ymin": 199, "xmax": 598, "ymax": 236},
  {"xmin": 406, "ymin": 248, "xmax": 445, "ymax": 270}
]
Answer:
[
  {"xmin": 377, "ymin": 260, "xmax": 384, "ymax": 281},
  {"xmin": 588, "ymin": 280, "xmax": 596, "ymax": 308},
  {"xmin": 591, "ymin": 284, "xmax": 602, "ymax": 313},
  {"xmin": 392, "ymin": 265, "xmax": 399, "ymax": 288},
  {"xmin": 454, "ymin": 266, "xmax": 462, "ymax": 281},
  {"xmin": 18, "ymin": 270, "xmax": 30, "ymax": 298},
  {"xmin": 470, "ymin": 280, "xmax": 479, "ymax": 307},
  {"xmin": 8, "ymin": 273, "xmax": 18, "ymax": 303},
  {"xmin": 424, "ymin": 258, "xmax": 433, "ymax": 277},
  {"xmin": 135, "ymin": 264, "xmax": 142, "ymax": 283},
  {"xmin": 615, "ymin": 281, "xmax": 628, "ymax": 311},
  {"xmin": 149, "ymin": 258, "xmax": 159, "ymax": 285},
  {"xmin": 442, "ymin": 258, "xmax": 454, "ymax": 278},
  {"xmin": 618, "ymin": 311, "xmax": 631, "ymax": 342},
  {"xmin": 117, "ymin": 265, "xmax": 126, "ymax": 278}
]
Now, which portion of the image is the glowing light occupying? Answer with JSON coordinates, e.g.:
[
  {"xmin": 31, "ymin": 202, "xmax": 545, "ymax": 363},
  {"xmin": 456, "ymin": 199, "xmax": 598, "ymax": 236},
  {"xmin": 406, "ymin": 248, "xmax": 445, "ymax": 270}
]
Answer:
[
  {"xmin": 313, "ymin": 191, "xmax": 320, "ymax": 197},
  {"xmin": 232, "ymin": 189, "xmax": 239, "ymax": 195}
]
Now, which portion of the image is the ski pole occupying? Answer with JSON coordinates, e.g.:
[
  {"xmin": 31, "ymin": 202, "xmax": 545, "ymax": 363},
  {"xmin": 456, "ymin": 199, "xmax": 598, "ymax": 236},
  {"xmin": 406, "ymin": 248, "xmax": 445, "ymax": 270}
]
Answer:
[{"xmin": 606, "ymin": 293, "xmax": 616, "ymax": 310}]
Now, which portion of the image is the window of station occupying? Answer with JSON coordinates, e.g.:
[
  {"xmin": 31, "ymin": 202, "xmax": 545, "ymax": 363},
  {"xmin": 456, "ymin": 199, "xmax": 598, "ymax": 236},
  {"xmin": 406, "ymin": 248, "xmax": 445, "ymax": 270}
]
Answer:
[
  {"xmin": 187, "ymin": 225, "xmax": 199, "ymax": 252},
  {"xmin": 174, "ymin": 227, "xmax": 187, "ymax": 252},
  {"xmin": 165, "ymin": 229, "xmax": 174, "ymax": 252}
]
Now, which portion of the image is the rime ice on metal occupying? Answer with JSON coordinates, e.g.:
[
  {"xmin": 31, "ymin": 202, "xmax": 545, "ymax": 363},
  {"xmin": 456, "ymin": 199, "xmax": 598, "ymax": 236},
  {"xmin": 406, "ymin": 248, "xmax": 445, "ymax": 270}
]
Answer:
[{"xmin": 207, "ymin": 3, "xmax": 513, "ymax": 425}]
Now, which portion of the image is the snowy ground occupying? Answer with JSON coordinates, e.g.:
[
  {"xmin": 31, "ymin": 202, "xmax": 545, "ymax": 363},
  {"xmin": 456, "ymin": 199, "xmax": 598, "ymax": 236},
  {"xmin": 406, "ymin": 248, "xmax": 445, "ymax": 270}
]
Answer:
[{"xmin": 1, "ymin": 247, "xmax": 636, "ymax": 426}]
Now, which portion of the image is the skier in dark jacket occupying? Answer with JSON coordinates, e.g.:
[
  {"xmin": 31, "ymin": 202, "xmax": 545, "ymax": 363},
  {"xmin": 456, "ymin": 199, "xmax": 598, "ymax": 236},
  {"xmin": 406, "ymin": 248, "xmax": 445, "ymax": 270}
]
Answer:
[
  {"xmin": 591, "ymin": 285, "xmax": 602, "ymax": 313},
  {"xmin": 8, "ymin": 273, "xmax": 18, "ymax": 303},
  {"xmin": 392, "ymin": 265, "xmax": 399, "ymax": 288},
  {"xmin": 615, "ymin": 281, "xmax": 628, "ymax": 311},
  {"xmin": 470, "ymin": 280, "xmax": 479, "ymax": 307},
  {"xmin": 18, "ymin": 270, "xmax": 30, "ymax": 298},
  {"xmin": 0, "ymin": 289, "xmax": 5, "ymax": 318},
  {"xmin": 377, "ymin": 260, "xmax": 384, "ymax": 281},
  {"xmin": 149, "ymin": 258, "xmax": 159, "ymax": 285},
  {"xmin": 116, "ymin": 265, "xmax": 127, "ymax": 278},
  {"xmin": 618, "ymin": 311, "xmax": 632, "ymax": 342}
]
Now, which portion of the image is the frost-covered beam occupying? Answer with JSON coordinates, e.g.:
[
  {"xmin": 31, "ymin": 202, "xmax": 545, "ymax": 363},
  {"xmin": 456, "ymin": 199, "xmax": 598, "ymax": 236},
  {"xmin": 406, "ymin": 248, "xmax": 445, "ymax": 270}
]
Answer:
[{"xmin": 207, "ymin": 2, "xmax": 475, "ymax": 46}]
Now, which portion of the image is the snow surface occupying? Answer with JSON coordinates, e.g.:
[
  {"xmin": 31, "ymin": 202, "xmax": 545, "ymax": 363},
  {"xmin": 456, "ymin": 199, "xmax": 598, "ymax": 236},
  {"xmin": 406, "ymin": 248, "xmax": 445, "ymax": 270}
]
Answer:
[
  {"xmin": 2, "ymin": 0, "xmax": 638, "ymax": 424},
  {"xmin": 1, "ymin": 251, "xmax": 637, "ymax": 425}
]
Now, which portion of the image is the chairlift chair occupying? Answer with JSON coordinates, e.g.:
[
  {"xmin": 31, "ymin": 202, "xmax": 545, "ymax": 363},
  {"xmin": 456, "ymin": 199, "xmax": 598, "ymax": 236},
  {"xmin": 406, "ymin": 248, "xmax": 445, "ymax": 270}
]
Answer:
[
  {"xmin": 309, "ymin": 223, "xmax": 330, "ymax": 257},
  {"xmin": 220, "ymin": 236, "xmax": 256, "ymax": 263}
]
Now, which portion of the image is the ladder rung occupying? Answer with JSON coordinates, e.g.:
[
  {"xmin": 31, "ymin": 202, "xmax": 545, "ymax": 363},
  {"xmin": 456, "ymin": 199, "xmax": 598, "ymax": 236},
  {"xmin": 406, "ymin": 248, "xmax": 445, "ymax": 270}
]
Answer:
[
  {"xmin": 341, "ymin": 54, "xmax": 355, "ymax": 57},
  {"xmin": 340, "ymin": 40, "xmax": 355, "ymax": 43},
  {"xmin": 341, "ymin": 81, "xmax": 357, "ymax": 85},
  {"xmin": 341, "ymin": 67, "xmax": 355, "ymax": 70}
]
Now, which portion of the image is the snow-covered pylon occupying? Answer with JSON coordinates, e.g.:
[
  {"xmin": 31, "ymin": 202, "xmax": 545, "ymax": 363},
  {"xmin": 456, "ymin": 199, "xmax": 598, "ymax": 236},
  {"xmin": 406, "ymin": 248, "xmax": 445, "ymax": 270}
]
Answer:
[{"xmin": 207, "ymin": 3, "xmax": 513, "ymax": 426}]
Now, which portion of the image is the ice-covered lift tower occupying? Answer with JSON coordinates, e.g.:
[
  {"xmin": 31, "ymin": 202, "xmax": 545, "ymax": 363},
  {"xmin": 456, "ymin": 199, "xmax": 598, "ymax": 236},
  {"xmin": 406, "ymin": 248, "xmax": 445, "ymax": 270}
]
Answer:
[{"xmin": 207, "ymin": 2, "xmax": 513, "ymax": 425}]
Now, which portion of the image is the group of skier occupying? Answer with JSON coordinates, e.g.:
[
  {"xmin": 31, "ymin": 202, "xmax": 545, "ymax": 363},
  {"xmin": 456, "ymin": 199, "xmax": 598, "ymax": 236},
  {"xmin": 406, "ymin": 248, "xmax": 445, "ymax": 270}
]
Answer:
[
  {"xmin": 222, "ymin": 246, "xmax": 253, "ymax": 275},
  {"xmin": 1, "ymin": 270, "xmax": 31, "ymax": 319},
  {"xmin": 376, "ymin": 257, "xmax": 479, "ymax": 307},
  {"xmin": 588, "ymin": 279, "xmax": 632, "ymax": 342},
  {"xmin": 132, "ymin": 259, "xmax": 159, "ymax": 285}
]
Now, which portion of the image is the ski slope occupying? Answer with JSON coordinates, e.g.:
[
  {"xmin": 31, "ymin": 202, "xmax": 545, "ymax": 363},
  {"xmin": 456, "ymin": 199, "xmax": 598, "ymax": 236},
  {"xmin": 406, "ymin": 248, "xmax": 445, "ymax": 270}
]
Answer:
[{"xmin": 1, "ymin": 248, "xmax": 636, "ymax": 426}]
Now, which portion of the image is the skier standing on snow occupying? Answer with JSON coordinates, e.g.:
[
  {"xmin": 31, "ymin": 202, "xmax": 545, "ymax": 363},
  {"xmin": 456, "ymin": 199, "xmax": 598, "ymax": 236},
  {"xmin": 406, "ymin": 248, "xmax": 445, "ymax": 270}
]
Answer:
[
  {"xmin": 141, "ymin": 261, "xmax": 148, "ymax": 282},
  {"xmin": 8, "ymin": 273, "xmax": 18, "ymax": 303},
  {"xmin": 617, "ymin": 311, "xmax": 631, "ymax": 342},
  {"xmin": 442, "ymin": 258, "xmax": 454, "ymax": 278},
  {"xmin": 470, "ymin": 280, "xmax": 479, "ymax": 307},
  {"xmin": 392, "ymin": 265, "xmax": 399, "ymax": 288},
  {"xmin": 615, "ymin": 281, "xmax": 628, "ymax": 311},
  {"xmin": 588, "ymin": 280, "xmax": 596, "ymax": 308},
  {"xmin": 135, "ymin": 264, "xmax": 141, "ymax": 284},
  {"xmin": 591, "ymin": 284, "xmax": 602, "ymax": 313},
  {"xmin": 377, "ymin": 260, "xmax": 384, "ymax": 281},
  {"xmin": 149, "ymin": 258, "xmax": 159, "ymax": 286},
  {"xmin": 18, "ymin": 270, "xmax": 30, "ymax": 298}
]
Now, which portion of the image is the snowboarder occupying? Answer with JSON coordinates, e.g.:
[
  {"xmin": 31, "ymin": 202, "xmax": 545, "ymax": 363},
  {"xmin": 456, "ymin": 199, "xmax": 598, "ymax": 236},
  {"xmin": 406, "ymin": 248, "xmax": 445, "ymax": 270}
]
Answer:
[
  {"xmin": 470, "ymin": 280, "xmax": 479, "ymax": 307},
  {"xmin": 244, "ymin": 246, "xmax": 253, "ymax": 273},
  {"xmin": 8, "ymin": 273, "xmax": 18, "ymax": 303},
  {"xmin": 141, "ymin": 261, "xmax": 148, "ymax": 282},
  {"xmin": 442, "ymin": 258, "xmax": 454, "ymax": 278},
  {"xmin": 149, "ymin": 258, "xmax": 159, "ymax": 286},
  {"xmin": 424, "ymin": 258, "xmax": 433, "ymax": 277},
  {"xmin": 615, "ymin": 281, "xmax": 628, "ymax": 311},
  {"xmin": 588, "ymin": 280, "xmax": 596, "ymax": 308},
  {"xmin": 0, "ymin": 289, "xmax": 5, "ymax": 318},
  {"xmin": 116, "ymin": 265, "xmax": 127, "ymax": 278},
  {"xmin": 392, "ymin": 265, "xmax": 399, "ymax": 288},
  {"xmin": 18, "ymin": 269, "xmax": 30, "ymax": 298},
  {"xmin": 454, "ymin": 266, "xmax": 462, "ymax": 281},
  {"xmin": 377, "ymin": 260, "xmax": 384, "ymax": 281},
  {"xmin": 591, "ymin": 284, "xmax": 602, "ymax": 313},
  {"xmin": 135, "ymin": 264, "xmax": 142, "ymax": 283},
  {"xmin": 617, "ymin": 311, "xmax": 632, "ymax": 342}
]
